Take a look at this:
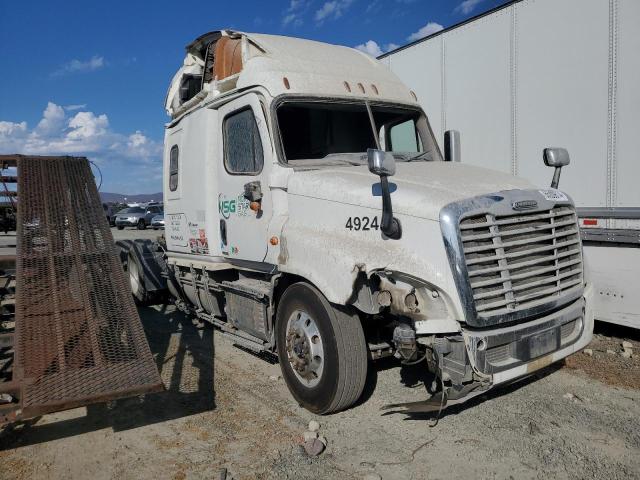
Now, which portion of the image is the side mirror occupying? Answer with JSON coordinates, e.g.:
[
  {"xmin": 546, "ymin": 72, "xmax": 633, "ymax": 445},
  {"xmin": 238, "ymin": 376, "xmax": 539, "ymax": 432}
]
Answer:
[
  {"xmin": 367, "ymin": 149, "xmax": 401, "ymax": 239},
  {"xmin": 543, "ymin": 147, "xmax": 570, "ymax": 188},
  {"xmin": 543, "ymin": 147, "xmax": 570, "ymax": 167},
  {"xmin": 367, "ymin": 149, "xmax": 396, "ymax": 177},
  {"xmin": 444, "ymin": 130, "xmax": 461, "ymax": 162}
]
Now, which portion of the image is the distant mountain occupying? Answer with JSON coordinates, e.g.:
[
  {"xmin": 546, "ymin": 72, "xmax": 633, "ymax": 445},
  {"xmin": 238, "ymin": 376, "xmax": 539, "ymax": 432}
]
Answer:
[{"xmin": 100, "ymin": 192, "xmax": 163, "ymax": 204}]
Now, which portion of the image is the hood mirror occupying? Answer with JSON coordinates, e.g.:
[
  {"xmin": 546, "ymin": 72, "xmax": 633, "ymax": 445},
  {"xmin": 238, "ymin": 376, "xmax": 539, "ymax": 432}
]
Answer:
[
  {"xmin": 367, "ymin": 149, "xmax": 396, "ymax": 177},
  {"xmin": 543, "ymin": 147, "xmax": 570, "ymax": 188},
  {"xmin": 367, "ymin": 149, "xmax": 401, "ymax": 240}
]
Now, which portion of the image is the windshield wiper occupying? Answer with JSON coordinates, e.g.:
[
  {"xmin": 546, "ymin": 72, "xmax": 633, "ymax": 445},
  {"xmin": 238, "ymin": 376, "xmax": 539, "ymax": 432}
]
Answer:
[
  {"xmin": 405, "ymin": 151, "xmax": 430, "ymax": 162},
  {"xmin": 320, "ymin": 154, "xmax": 365, "ymax": 166}
]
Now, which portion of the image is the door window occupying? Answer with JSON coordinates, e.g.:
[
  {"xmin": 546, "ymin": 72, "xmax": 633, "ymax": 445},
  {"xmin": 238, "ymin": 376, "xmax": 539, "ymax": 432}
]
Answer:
[
  {"xmin": 223, "ymin": 108, "xmax": 264, "ymax": 174},
  {"xmin": 389, "ymin": 119, "xmax": 421, "ymax": 153},
  {"xmin": 169, "ymin": 145, "xmax": 179, "ymax": 191}
]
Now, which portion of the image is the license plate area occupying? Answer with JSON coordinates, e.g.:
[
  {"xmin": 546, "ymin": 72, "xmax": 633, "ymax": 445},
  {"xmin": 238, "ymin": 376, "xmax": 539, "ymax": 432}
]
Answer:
[{"xmin": 528, "ymin": 328, "xmax": 558, "ymax": 359}]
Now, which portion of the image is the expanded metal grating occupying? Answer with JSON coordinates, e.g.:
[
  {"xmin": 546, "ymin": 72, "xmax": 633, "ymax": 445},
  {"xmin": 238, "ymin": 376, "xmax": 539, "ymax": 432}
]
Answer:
[
  {"xmin": 460, "ymin": 205, "xmax": 583, "ymax": 317},
  {"xmin": 14, "ymin": 156, "xmax": 163, "ymax": 417}
]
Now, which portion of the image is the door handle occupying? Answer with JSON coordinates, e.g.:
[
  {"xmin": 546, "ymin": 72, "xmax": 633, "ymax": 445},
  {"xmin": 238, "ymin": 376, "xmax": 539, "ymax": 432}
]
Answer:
[{"xmin": 219, "ymin": 219, "xmax": 227, "ymax": 246}]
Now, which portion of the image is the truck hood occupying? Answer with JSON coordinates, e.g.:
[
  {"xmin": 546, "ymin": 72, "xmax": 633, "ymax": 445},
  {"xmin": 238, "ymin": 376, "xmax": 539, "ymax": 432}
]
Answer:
[{"xmin": 286, "ymin": 162, "xmax": 534, "ymax": 221}]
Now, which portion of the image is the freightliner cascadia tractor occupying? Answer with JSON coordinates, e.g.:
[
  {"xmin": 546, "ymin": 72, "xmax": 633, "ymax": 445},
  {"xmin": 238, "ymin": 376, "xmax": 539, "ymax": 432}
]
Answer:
[{"xmin": 130, "ymin": 30, "xmax": 593, "ymax": 414}]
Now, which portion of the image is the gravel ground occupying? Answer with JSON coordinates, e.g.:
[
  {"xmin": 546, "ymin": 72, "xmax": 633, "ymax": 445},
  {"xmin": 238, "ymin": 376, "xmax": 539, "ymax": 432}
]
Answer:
[
  {"xmin": 1, "ymin": 301, "xmax": 638, "ymax": 480},
  {"xmin": 110, "ymin": 226, "xmax": 161, "ymax": 242}
]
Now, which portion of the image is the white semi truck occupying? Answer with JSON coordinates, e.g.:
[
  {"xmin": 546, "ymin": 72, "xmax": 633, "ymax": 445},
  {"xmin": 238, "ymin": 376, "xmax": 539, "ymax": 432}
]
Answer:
[
  {"xmin": 125, "ymin": 30, "xmax": 593, "ymax": 414},
  {"xmin": 381, "ymin": 0, "xmax": 640, "ymax": 329}
]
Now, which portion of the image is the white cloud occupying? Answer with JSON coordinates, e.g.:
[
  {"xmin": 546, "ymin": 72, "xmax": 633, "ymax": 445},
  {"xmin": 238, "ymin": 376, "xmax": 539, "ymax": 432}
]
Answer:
[
  {"xmin": 407, "ymin": 21, "xmax": 444, "ymax": 42},
  {"xmin": 315, "ymin": 0, "xmax": 354, "ymax": 23},
  {"xmin": 52, "ymin": 55, "xmax": 105, "ymax": 77},
  {"xmin": 282, "ymin": 13, "xmax": 302, "ymax": 26},
  {"xmin": 64, "ymin": 104, "xmax": 87, "ymax": 111},
  {"xmin": 282, "ymin": 0, "xmax": 309, "ymax": 27},
  {"xmin": 0, "ymin": 121, "xmax": 28, "ymax": 152},
  {"xmin": 366, "ymin": 0, "xmax": 382, "ymax": 14},
  {"xmin": 36, "ymin": 102, "xmax": 66, "ymax": 136},
  {"xmin": 355, "ymin": 40, "xmax": 402, "ymax": 58},
  {"xmin": 456, "ymin": 0, "xmax": 483, "ymax": 15},
  {"xmin": 355, "ymin": 40, "xmax": 383, "ymax": 57},
  {"xmin": 126, "ymin": 131, "xmax": 157, "ymax": 159},
  {"xmin": 0, "ymin": 102, "xmax": 162, "ymax": 191},
  {"xmin": 0, "ymin": 121, "xmax": 27, "ymax": 137}
]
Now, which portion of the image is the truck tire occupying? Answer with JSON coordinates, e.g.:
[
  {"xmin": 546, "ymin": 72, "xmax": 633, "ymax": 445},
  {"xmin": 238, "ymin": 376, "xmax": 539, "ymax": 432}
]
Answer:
[
  {"xmin": 275, "ymin": 282, "xmax": 367, "ymax": 414},
  {"xmin": 115, "ymin": 239, "xmax": 167, "ymax": 306},
  {"xmin": 127, "ymin": 250, "xmax": 149, "ymax": 304}
]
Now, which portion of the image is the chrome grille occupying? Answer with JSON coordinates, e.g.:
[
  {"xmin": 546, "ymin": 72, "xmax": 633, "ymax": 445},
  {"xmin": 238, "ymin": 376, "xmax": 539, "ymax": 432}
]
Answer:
[{"xmin": 459, "ymin": 206, "xmax": 583, "ymax": 317}]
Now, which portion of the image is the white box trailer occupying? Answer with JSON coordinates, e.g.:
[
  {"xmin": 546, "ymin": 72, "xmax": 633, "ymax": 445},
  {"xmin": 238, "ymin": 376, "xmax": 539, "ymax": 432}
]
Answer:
[{"xmin": 381, "ymin": 0, "xmax": 640, "ymax": 328}]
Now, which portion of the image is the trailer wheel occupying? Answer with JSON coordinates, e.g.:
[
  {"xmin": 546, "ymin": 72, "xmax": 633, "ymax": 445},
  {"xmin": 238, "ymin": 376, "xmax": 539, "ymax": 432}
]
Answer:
[
  {"xmin": 275, "ymin": 282, "xmax": 367, "ymax": 414},
  {"xmin": 127, "ymin": 251, "xmax": 149, "ymax": 304}
]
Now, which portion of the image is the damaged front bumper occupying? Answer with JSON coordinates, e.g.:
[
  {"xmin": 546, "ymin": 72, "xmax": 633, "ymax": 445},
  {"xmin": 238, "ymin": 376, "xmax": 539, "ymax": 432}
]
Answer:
[{"xmin": 385, "ymin": 286, "xmax": 594, "ymax": 414}]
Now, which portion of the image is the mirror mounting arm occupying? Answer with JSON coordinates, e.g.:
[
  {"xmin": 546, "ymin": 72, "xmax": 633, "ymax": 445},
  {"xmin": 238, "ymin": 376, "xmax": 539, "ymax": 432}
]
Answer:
[
  {"xmin": 380, "ymin": 176, "xmax": 402, "ymax": 239},
  {"xmin": 367, "ymin": 149, "xmax": 402, "ymax": 240},
  {"xmin": 550, "ymin": 167, "xmax": 562, "ymax": 189},
  {"xmin": 543, "ymin": 148, "xmax": 570, "ymax": 189}
]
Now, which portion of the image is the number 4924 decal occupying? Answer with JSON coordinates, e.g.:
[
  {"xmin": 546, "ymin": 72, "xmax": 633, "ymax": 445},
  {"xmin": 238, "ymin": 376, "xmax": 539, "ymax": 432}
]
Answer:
[{"xmin": 345, "ymin": 216, "xmax": 379, "ymax": 231}]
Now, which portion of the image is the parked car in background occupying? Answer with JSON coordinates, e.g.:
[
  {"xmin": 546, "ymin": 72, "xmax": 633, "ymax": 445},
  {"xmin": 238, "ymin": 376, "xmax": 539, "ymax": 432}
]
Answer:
[
  {"xmin": 115, "ymin": 205, "xmax": 163, "ymax": 230},
  {"xmin": 151, "ymin": 213, "xmax": 164, "ymax": 230}
]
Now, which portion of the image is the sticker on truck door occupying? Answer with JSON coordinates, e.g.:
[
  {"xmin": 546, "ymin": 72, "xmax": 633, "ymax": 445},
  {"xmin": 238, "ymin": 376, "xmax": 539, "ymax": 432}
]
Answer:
[
  {"xmin": 188, "ymin": 223, "xmax": 209, "ymax": 254},
  {"xmin": 539, "ymin": 189, "xmax": 568, "ymax": 202},
  {"xmin": 166, "ymin": 213, "xmax": 188, "ymax": 247},
  {"xmin": 218, "ymin": 193, "xmax": 250, "ymax": 219}
]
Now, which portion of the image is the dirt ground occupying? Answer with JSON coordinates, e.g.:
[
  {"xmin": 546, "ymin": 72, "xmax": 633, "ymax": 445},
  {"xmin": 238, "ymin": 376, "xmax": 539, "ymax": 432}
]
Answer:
[{"xmin": 1, "ymin": 300, "xmax": 639, "ymax": 480}]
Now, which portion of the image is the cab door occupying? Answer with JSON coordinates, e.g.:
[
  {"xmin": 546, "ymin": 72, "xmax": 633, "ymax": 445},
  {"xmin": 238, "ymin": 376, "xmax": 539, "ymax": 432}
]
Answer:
[{"xmin": 217, "ymin": 93, "xmax": 273, "ymax": 263}]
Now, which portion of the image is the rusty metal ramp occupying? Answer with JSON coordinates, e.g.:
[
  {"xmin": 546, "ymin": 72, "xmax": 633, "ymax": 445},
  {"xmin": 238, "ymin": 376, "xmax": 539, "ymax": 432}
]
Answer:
[{"xmin": 10, "ymin": 155, "xmax": 163, "ymax": 420}]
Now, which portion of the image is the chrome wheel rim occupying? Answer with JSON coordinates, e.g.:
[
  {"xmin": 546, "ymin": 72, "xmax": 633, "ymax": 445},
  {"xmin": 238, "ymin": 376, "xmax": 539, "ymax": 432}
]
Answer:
[
  {"xmin": 285, "ymin": 310, "xmax": 324, "ymax": 388},
  {"xmin": 129, "ymin": 258, "xmax": 140, "ymax": 295}
]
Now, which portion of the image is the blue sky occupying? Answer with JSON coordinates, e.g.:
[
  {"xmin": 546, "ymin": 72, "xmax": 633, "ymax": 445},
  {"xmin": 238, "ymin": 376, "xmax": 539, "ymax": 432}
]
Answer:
[{"xmin": 0, "ymin": 0, "xmax": 508, "ymax": 194}]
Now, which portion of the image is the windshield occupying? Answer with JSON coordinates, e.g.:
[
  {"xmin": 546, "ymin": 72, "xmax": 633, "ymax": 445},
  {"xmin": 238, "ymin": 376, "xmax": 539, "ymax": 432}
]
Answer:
[
  {"xmin": 276, "ymin": 100, "xmax": 441, "ymax": 166},
  {"xmin": 119, "ymin": 207, "xmax": 144, "ymax": 214}
]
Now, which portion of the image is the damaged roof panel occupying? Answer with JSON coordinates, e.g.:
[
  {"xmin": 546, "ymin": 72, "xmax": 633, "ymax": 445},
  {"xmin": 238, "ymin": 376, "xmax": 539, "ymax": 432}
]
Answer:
[{"xmin": 165, "ymin": 30, "xmax": 418, "ymax": 118}]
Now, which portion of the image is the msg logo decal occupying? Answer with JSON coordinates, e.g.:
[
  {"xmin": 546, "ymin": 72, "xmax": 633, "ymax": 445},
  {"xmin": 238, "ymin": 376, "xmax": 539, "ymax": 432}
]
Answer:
[
  {"xmin": 219, "ymin": 193, "xmax": 250, "ymax": 219},
  {"xmin": 218, "ymin": 194, "xmax": 236, "ymax": 219}
]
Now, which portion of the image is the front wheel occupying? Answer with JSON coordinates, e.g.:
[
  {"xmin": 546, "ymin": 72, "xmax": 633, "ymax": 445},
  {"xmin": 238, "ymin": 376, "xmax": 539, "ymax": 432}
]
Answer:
[
  {"xmin": 276, "ymin": 282, "xmax": 368, "ymax": 414},
  {"xmin": 117, "ymin": 225, "xmax": 124, "ymax": 230},
  {"xmin": 137, "ymin": 219, "xmax": 146, "ymax": 230}
]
